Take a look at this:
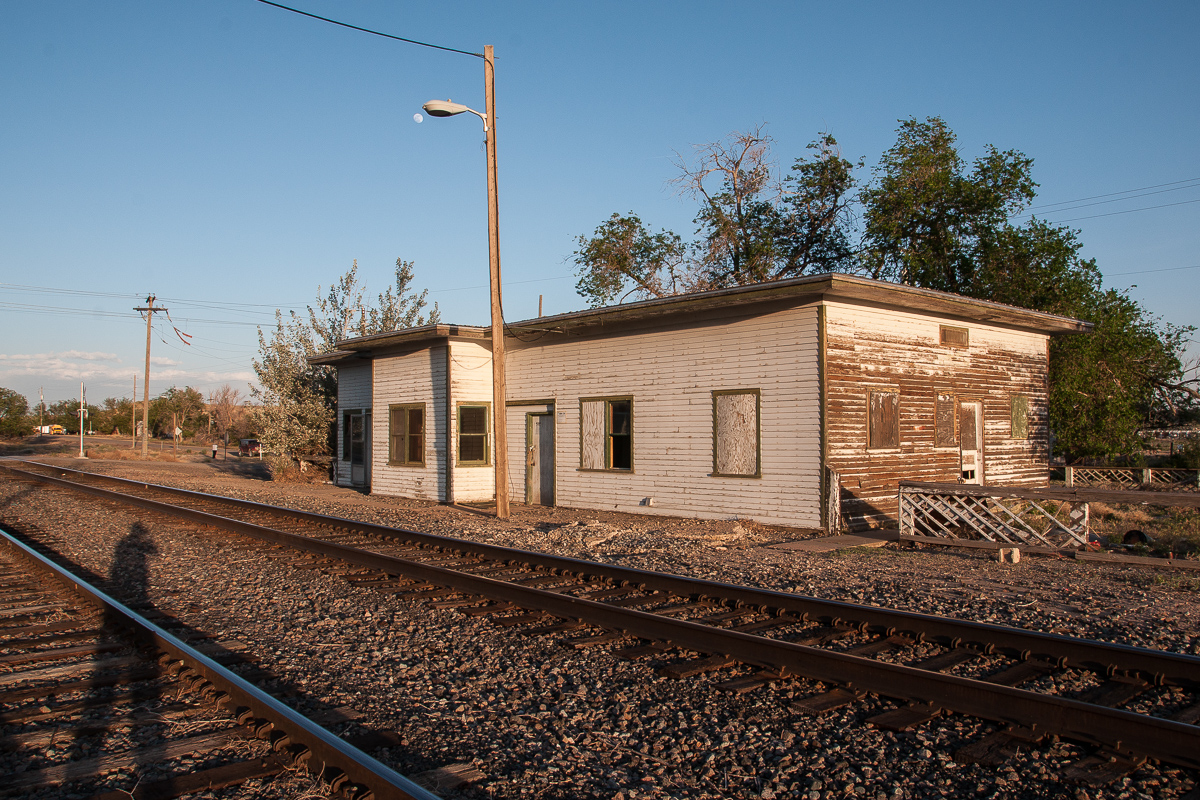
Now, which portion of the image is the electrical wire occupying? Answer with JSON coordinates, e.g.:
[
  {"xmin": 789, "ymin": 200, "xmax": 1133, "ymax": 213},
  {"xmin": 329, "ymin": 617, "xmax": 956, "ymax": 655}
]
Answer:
[
  {"xmin": 1106, "ymin": 264, "xmax": 1200, "ymax": 277},
  {"xmin": 1015, "ymin": 181, "xmax": 1200, "ymax": 219},
  {"xmin": 1039, "ymin": 197, "xmax": 1200, "ymax": 224},
  {"xmin": 1024, "ymin": 177, "xmax": 1200, "ymax": 212},
  {"xmin": 253, "ymin": 0, "xmax": 483, "ymax": 58}
]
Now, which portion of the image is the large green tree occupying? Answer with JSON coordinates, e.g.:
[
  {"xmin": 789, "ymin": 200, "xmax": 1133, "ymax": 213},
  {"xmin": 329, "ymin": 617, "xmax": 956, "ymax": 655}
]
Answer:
[
  {"xmin": 0, "ymin": 388, "xmax": 30, "ymax": 437},
  {"xmin": 253, "ymin": 258, "xmax": 438, "ymax": 469}
]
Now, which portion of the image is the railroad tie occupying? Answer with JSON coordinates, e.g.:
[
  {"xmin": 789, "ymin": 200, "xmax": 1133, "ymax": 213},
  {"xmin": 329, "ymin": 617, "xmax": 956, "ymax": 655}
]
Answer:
[
  {"xmin": 716, "ymin": 670, "xmax": 785, "ymax": 694},
  {"xmin": 954, "ymin": 725, "xmax": 1044, "ymax": 766},
  {"xmin": 1060, "ymin": 750, "xmax": 1148, "ymax": 787},
  {"xmin": 789, "ymin": 687, "xmax": 865, "ymax": 715},
  {"xmin": 614, "ymin": 642, "xmax": 671, "ymax": 661},
  {"xmin": 657, "ymin": 654, "xmax": 736, "ymax": 680},
  {"xmin": 866, "ymin": 702, "xmax": 944, "ymax": 731}
]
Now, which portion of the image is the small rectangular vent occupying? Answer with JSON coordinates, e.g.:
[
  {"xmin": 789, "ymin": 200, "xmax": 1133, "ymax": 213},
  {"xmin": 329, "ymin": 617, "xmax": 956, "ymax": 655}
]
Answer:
[{"xmin": 940, "ymin": 325, "xmax": 969, "ymax": 348}]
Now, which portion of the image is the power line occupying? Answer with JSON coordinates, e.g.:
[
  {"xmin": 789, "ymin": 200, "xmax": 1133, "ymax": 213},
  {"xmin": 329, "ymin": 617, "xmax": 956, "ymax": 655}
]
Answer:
[
  {"xmin": 253, "ymin": 0, "xmax": 482, "ymax": 58},
  {"xmin": 1040, "ymin": 197, "xmax": 1200, "ymax": 224},
  {"xmin": 1016, "ymin": 180, "xmax": 1200, "ymax": 219},
  {"xmin": 1106, "ymin": 264, "xmax": 1200, "ymax": 277},
  {"xmin": 1025, "ymin": 176, "xmax": 1200, "ymax": 212}
]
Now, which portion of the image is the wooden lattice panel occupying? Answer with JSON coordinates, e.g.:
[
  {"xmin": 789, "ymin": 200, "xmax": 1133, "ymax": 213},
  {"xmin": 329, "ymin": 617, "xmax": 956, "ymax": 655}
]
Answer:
[{"xmin": 899, "ymin": 485, "xmax": 1090, "ymax": 549}]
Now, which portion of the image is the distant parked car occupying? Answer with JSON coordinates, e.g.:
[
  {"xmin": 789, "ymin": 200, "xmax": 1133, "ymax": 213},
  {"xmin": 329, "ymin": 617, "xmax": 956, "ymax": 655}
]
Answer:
[
  {"xmin": 39, "ymin": 424, "xmax": 67, "ymax": 435},
  {"xmin": 238, "ymin": 438, "xmax": 261, "ymax": 457}
]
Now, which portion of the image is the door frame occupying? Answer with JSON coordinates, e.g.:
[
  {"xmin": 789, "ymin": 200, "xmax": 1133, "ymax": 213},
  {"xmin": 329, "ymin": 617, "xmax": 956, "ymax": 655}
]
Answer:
[
  {"xmin": 957, "ymin": 399, "xmax": 984, "ymax": 484},
  {"xmin": 524, "ymin": 410, "xmax": 556, "ymax": 506}
]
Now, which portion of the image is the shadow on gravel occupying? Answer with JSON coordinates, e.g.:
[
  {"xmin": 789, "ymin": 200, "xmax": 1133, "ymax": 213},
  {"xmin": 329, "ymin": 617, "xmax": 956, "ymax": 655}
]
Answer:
[{"xmin": 205, "ymin": 459, "xmax": 273, "ymax": 481}]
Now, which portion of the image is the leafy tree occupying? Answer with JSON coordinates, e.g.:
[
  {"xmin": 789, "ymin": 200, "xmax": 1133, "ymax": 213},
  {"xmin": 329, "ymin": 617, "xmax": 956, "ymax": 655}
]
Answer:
[
  {"xmin": 776, "ymin": 133, "xmax": 862, "ymax": 278},
  {"xmin": 253, "ymin": 258, "xmax": 439, "ymax": 469},
  {"xmin": 158, "ymin": 386, "xmax": 206, "ymax": 438},
  {"xmin": 46, "ymin": 399, "xmax": 80, "ymax": 433},
  {"xmin": 0, "ymin": 388, "xmax": 30, "ymax": 437},
  {"xmin": 860, "ymin": 116, "xmax": 1036, "ymax": 291},
  {"xmin": 572, "ymin": 213, "xmax": 693, "ymax": 306}
]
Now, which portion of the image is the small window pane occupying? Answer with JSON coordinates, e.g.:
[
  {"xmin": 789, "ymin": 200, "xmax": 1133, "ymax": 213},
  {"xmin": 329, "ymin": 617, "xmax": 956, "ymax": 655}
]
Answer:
[
  {"xmin": 460, "ymin": 406, "xmax": 487, "ymax": 435},
  {"xmin": 608, "ymin": 400, "xmax": 632, "ymax": 470},
  {"xmin": 459, "ymin": 435, "xmax": 486, "ymax": 463}
]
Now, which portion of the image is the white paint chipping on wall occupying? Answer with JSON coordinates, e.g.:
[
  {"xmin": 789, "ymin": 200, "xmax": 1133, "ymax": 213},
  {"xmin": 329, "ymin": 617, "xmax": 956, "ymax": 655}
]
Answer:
[
  {"xmin": 448, "ymin": 340, "xmax": 495, "ymax": 503},
  {"xmin": 504, "ymin": 303, "xmax": 822, "ymax": 527},
  {"xmin": 335, "ymin": 363, "xmax": 371, "ymax": 486}
]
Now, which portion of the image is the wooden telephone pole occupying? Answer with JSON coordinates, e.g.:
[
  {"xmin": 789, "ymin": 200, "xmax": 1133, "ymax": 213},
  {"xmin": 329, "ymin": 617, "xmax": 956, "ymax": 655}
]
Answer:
[{"xmin": 133, "ymin": 296, "xmax": 165, "ymax": 458}]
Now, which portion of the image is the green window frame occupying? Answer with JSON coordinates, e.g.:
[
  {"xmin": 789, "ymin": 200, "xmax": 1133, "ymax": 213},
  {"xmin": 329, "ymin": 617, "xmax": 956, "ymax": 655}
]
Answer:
[
  {"xmin": 388, "ymin": 403, "xmax": 425, "ymax": 466},
  {"xmin": 579, "ymin": 396, "xmax": 633, "ymax": 471},
  {"xmin": 711, "ymin": 389, "xmax": 761, "ymax": 478},
  {"xmin": 457, "ymin": 402, "xmax": 491, "ymax": 466}
]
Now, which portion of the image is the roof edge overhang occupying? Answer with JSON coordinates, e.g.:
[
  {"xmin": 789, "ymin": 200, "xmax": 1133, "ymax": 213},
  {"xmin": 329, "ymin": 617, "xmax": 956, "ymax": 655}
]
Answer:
[
  {"xmin": 311, "ymin": 274, "xmax": 1091, "ymax": 363},
  {"xmin": 506, "ymin": 273, "xmax": 1092, "ymax": 336}
]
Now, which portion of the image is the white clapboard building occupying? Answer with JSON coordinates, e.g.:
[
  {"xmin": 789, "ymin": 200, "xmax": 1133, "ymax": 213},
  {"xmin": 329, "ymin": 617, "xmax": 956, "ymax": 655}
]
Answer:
[{"xmin": 311, "ymin": 274, "xmax": 1089, "ymax": 530}]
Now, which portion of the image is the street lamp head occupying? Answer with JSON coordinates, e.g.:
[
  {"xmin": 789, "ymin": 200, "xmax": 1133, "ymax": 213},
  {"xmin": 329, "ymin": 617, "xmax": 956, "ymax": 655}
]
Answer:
[{"xmin": 422, "ymin": 99, "xmax": 471, "ymax": 117}]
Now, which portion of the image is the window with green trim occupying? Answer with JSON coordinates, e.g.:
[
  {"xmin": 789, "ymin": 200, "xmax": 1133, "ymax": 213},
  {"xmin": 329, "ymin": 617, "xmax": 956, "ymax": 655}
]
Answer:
[
  {"xmin": 712, "ymin": 390, "xmax": 760, "ymax": 477},
  {"xmin": 457, "ymin": 403, "xmax": 490, "ymax": 465},
  {"xmin": 388, "ymin": 403, "xmax": 425, "ymax": 466},
  {"xmin": 580, "ymin": 397, "xmax": 633, "ymax": 471}
]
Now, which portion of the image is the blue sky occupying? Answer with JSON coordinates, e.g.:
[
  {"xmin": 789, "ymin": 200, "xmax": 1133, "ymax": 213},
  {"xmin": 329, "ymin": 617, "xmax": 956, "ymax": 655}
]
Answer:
[{"xmin": 2, "ymin": 1, "xmax": 1197, "ymax": 407}]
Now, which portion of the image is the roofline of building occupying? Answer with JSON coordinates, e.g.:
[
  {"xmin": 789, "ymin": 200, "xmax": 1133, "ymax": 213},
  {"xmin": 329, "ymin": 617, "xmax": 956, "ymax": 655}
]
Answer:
[{"xmin": 321, "ymin": 273, "xmax": 1091, "ymax": 358}]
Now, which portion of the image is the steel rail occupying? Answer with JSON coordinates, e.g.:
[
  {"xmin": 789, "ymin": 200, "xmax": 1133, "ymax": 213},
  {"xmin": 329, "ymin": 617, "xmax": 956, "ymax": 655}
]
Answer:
[
  {"xmin": 4, "ymin": 463, "xmax": 1200, "ymax": 770},
  {"xmin": 8, "ymin": 461, "xmax": 1200, "ymax": 690},
  {"xmin": 0, "ymin": 524, "xmax": 440, "ymax": 800}
]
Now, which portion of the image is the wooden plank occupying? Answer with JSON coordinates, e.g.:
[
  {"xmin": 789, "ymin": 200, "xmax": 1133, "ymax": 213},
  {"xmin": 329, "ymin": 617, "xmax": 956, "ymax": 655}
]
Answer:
[
  {"xmin": 87, "ymin": 756, "xmax": 287, "ymax": 800},
  {"xmin": 6, "ymin": 729, "xmax": 239, "ymax": 790}
]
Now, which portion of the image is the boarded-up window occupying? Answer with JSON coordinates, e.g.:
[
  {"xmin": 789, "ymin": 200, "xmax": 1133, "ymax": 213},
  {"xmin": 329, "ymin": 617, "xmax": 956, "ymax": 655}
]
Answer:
[
  {"xmin": 1010, "ymin": 394, "xmax": 1029, "ymax": 440},
  {"xmin": 580, "ymin": 397, "xmax": 633, "ymax": 470},
  {"xmin": 940, "ymin": 325, "xmax": 969, "ymax": 348},
  {"xmin": 935, "ymin": 393, "xmax": 956, "ymax": 447},
  {"xmin": 868, "ymin": 391, "xmax": 899, "ymax": 449},
  {"xmin": 713, "ymin": 390, "xmax": 760, "ymax": 477},
  {"xmin": 458, "ymin": 404, "xmax": 490, "ymax": 465},
  {"xmin": 388, "ymin": 403, "xmax": 425, "ymax": 466}
]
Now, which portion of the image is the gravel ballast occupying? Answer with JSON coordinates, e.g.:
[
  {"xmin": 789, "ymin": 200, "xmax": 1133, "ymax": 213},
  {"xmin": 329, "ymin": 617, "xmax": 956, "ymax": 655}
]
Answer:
[{"xmin": 1, "ymin": 457, "xmax": 1197, "ymax": 799}]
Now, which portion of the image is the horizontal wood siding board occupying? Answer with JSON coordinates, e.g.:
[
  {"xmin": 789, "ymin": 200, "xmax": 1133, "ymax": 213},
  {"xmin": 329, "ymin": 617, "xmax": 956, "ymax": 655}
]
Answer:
[
  {"xmin": 448, "ymin": 341, "xmax": 496, "ymax": 502},
  {"xmin": 504, "ymin": 304, "xmax": 822, "ymax": 527},
  {"xmin": 823, "ymin": 300, "xmax": 1051, "ymax": 530},
  {"xmin": 371, "ymin": 346, "xmax": 448, "ymax": 502}
]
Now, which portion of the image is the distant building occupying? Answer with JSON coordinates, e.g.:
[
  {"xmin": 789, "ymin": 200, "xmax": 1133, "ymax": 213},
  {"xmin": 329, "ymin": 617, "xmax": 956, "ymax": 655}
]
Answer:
[{"xmin": 312, "ymin": 274, "xmax": 1089, "ymax": 530}]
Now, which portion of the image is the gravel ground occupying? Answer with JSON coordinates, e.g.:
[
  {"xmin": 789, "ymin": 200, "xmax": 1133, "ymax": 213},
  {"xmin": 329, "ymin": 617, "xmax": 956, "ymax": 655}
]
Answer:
[{"xmin": 1, "ymin": 456, "xmax": 1198, "ymax": 799}]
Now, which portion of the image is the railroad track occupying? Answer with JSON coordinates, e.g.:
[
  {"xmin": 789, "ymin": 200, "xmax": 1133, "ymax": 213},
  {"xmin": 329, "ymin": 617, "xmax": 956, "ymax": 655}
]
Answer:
[
  {"xmin": 0, "ymin": 510, "xmax": 439, "ymax": 799},
  {"xmin": 4, "ymin": 459, "xmax": 1200, "ymax": 789}
]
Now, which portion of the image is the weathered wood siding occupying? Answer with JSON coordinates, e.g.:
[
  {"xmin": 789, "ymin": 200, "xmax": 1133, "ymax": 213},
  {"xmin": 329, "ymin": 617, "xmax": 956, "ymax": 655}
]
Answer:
[
  {"xmin": 448, "ymin": 340, "xmax": 495, "ymax": 502},
  {"xmin": 823, "ymin": 299, "xmax": 1050, "ymax": 529},
  {"xmin": 371, "ymin": 346, "xmax": 448, "ymax": 502},
  {"xmin": 504, "ymin": 304, "xmax": 822, "ymax": 527},
  {"xmin": 334, "ymin": 363, "xmax": 371, "ymax": 486}
]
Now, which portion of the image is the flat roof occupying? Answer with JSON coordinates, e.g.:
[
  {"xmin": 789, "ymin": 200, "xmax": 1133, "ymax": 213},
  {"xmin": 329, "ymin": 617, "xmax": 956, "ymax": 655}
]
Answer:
[{"xmin": 321, "ymin": 273, "xmax": 1091, "ymax": 358}]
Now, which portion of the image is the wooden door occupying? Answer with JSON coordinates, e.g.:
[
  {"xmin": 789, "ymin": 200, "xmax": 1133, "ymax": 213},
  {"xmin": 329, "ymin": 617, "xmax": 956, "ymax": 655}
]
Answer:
[
  {"xmin": 958, "ymin": 401, "xmax": 983, "ymax": 484},
  {"xmin": 525, "ymin": 413, "xmax": 555, "ymax": 506}
]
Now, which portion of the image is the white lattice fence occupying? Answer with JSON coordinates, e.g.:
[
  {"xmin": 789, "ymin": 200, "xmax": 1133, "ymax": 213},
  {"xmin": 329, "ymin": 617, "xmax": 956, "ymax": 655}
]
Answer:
[
  {"xmin": 899, "ymin": 484, "xmax": 1090, "ymax": 549},
  {"xmin": 1065, "ymin": 467, "xmax": 1199, "ymax": 490}
]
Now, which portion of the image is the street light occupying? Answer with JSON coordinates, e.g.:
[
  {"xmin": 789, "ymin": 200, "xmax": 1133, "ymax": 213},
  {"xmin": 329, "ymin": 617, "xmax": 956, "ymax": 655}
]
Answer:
[{"xmin": 423, "ymin": 44, "xmax": 510, "ymax": 519}]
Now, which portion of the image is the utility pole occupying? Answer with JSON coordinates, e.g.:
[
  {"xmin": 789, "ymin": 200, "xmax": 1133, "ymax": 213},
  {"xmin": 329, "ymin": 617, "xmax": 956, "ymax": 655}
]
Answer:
[
  {"xmin": 131, "ymin": 375, "xmax": 136, "ymax": 448},
  {"xmin": 134, "ymin": 295, "xmax": 166, "ymax": 458},
  {"xmin": 483, "ymin": 44, "xmax": 509, "ymax": 519},
  {"xmin": 78, "ymin": 381, "xmax": 86, "ymax": 458},
  {"xmin": 38, "ymin": 387, "xmax": 43, "ymax": 434}
]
